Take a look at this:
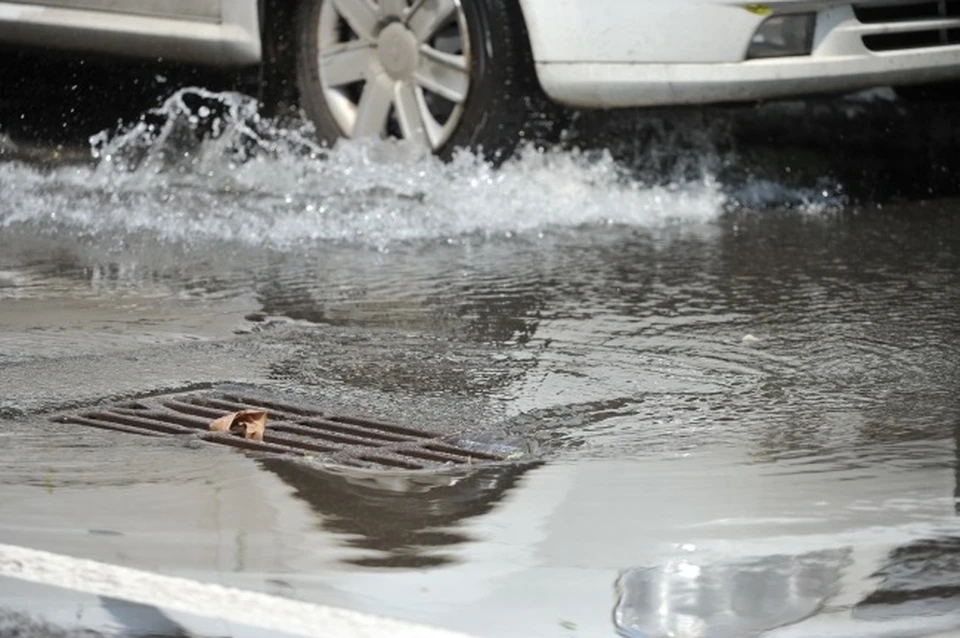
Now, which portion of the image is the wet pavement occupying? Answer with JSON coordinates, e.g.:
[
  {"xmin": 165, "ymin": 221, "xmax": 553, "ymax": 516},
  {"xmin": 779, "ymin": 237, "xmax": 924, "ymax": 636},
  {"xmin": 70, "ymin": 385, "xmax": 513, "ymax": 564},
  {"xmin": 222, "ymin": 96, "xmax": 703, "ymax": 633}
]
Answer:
[{"xmin": 2, "ymin": 59, "xmax": 960, "ymax": 637}]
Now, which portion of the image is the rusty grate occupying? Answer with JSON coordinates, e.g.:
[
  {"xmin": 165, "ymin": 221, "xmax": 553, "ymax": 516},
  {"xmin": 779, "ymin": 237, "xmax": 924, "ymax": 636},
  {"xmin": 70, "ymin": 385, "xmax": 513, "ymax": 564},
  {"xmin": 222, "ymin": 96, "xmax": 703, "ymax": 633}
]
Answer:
[{"xmin": 53, "ymin": 388, "xmax": 521, "ymax": 471}]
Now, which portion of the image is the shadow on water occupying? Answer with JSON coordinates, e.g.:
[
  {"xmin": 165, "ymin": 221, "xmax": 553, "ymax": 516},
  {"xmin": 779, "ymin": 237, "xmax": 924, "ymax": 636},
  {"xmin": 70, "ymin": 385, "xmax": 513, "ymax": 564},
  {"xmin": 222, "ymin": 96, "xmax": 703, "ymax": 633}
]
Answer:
[{"xmin": 257, "ymin": 457, "xmax": 538, "ymax": 569}]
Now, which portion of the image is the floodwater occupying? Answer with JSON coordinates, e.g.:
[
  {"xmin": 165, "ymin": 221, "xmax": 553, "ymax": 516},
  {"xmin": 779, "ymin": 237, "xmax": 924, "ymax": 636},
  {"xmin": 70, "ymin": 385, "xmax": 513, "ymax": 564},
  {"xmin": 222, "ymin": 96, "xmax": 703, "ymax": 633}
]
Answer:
[{"xmin": 2, "ymin": 85, "xmax": 960, "ymax": 638}]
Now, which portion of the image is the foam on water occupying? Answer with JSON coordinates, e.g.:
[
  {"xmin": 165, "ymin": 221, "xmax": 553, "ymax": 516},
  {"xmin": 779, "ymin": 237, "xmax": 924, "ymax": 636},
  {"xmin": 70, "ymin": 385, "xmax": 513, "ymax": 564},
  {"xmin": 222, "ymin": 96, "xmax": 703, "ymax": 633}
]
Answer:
[{"xmin": 0, "ymin": 88, "xmax": 731, "ymax": 250}]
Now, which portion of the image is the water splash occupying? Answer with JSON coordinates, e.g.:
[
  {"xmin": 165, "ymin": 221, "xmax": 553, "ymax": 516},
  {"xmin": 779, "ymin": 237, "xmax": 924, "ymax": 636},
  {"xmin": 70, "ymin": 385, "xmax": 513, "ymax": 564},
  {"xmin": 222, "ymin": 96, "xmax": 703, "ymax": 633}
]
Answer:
[
  {"xmin": 0, "ymin": 132, "xmax": 15, "ymax": 156},
  {"xmin": 2, "ymin": 88, "xmax": 743, "ymax": 250},
  {"xmin": 88, "ymin": 87, "xmax": 326, "ymax": 186},
  {"xmin": 732, "ymin": 178, "xmax": 847, "ymax": 215}
]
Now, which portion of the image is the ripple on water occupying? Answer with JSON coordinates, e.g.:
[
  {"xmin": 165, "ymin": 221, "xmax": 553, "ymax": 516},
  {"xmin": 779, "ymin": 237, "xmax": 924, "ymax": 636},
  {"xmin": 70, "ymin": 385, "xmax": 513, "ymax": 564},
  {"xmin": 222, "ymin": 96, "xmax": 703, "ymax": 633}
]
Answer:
[
  {"xmin": 0, "ymin": 422, "xmax": 233, "ymax": 488},
  {"xmin": 1, "ymin": 93, "xmax": 960, "ymax": 638}
]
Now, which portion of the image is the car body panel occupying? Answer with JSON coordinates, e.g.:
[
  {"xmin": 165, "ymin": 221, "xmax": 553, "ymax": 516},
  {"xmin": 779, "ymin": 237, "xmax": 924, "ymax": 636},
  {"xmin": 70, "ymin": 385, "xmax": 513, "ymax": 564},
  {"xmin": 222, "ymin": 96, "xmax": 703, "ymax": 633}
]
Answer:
[
  {"xmin": 4, "ymin": 0, "xmax": 221, "ymax": 22},
  {"xmin": 517, "ymin": 0, "xmax": 960, "ymax": 106},
  {"xmin": 1, "ymin": 0, "xmax": 960, "ymax": 108},
  {"xmin": 0, "ymin": 0, "xmax": 260, "ymax": 65},
  {"xmin": 518, "ymin": 0, "xmax": 773, "ymax": 64}
]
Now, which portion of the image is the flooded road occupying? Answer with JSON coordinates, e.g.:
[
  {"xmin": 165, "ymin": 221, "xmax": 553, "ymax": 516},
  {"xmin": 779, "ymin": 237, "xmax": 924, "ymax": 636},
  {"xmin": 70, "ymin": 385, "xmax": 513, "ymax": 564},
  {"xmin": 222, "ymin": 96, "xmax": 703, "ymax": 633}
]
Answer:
[{"xmin": 2, "ymin": 85, "xmax": 960, "ymax": 637}]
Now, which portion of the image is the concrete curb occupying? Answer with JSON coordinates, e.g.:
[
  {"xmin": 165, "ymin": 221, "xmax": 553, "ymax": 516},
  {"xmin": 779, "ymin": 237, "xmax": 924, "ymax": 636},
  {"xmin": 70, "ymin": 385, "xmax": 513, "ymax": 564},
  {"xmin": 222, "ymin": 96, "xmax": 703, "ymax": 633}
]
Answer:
[{"xmin": 0, "ymin": 542, "xmax": 474, "ymax": 638}]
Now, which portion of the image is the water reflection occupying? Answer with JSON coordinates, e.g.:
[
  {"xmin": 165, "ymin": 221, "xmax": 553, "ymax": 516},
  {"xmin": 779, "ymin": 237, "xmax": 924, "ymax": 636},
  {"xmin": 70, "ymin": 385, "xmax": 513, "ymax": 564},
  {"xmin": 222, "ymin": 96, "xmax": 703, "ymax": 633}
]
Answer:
[
  {"xmin": 851, "ymin": 414, "xmax": 960, "ymax": 625},
  {"xmin": 854, "ymin": 537, "xmax": 960, "ymax": 621},
  {"xmin": 100, "ymin": 596, "xmax": 192, "ymax": 638},
  {"xmin": 613, "ymin": 413, "xmax": 960, "ymax": 637},
  {"xmin": 613, "ymin": 550, "xmax": 849, "ymax": 638},
  {"xmin": 956, "ymin": 415, "xmax": 960, "ymax": 516},
  {"xmin": 258, "ymin": 458, "xmax": 537, "ymax": 568},
  {"xmin": 253, "ymin": 243, "xmax": 548, "ymax": 346}
]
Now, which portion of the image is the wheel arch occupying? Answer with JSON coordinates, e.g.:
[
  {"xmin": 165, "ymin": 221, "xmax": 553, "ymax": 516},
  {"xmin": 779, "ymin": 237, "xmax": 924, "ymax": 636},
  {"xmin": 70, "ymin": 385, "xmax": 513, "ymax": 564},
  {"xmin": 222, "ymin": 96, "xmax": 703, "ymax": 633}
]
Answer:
[
  {"xmin": 502, "ymin": 0, "xmax": 547, "ymax": 87},
  {"xmin": 255, "ymin": 0, "xmax": 300, "ymax": 114},
  {"xmin": 255, "ymin": 0, "xmax": 563, "ymax": 158},
  {"xmin": 511, "ymin": 0, "xmax": 552, "ymax": 67},
  {"xmin": 255, "ymin": 0, "xmax": 545, "ymax": 104}
]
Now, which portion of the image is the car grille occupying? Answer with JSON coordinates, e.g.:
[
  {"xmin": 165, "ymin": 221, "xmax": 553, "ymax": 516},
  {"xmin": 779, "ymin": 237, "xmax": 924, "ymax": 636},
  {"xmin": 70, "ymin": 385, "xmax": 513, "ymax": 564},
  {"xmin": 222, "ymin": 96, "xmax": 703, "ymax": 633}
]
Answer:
[{"xmin": 854, "ymin": 0, "xmax": 960, "ymax": 51}]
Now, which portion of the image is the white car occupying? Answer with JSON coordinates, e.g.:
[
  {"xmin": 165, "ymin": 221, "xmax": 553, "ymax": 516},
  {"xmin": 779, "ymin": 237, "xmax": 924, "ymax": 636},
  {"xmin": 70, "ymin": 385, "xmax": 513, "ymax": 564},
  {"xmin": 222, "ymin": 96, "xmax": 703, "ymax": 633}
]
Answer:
[{"xmin": 2, "ymin": 0, "xmax": 959, "ymax": 158}]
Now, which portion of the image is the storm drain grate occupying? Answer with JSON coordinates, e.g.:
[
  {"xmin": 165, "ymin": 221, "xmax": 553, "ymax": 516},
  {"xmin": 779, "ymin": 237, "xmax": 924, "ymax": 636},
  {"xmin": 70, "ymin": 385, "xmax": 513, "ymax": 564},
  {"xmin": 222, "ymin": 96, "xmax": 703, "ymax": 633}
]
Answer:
[{"xmin": 53, "ymin": 389, "xmax": 520, "ymax": 471}]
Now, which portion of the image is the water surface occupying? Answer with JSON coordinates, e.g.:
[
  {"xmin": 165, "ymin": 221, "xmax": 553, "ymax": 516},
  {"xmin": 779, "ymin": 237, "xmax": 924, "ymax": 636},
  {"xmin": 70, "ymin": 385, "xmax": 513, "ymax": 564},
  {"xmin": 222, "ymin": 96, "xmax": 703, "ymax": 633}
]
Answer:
[{"xmin": 1, "ymin": 89, "xmax": 959, "ymax": 637}]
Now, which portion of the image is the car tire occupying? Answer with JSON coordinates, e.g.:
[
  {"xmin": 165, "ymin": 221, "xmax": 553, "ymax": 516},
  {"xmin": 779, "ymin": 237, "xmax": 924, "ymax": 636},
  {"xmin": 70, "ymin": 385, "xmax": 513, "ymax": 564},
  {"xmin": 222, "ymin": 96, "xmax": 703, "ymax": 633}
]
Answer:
[{"xmin": 294, "ymin": 0, "xmax": 553, "ymax": 162}]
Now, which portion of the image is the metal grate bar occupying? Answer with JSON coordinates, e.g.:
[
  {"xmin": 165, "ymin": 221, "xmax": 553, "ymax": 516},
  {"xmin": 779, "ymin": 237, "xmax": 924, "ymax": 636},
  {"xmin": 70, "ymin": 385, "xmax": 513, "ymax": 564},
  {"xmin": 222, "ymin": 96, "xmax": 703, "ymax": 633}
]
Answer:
[
  {"xmin": 51, "ymin": 388, "xmax": 522, "ymax": 471},
  {"xmin": 356, "ymin": 455, "xmax": 426, "ymax": 470},
  {"xmin": 58, "ymin": 415, "xmax": 167, "ymax": 437},
  {"xmin": 157, "ymin": 399, "xmax": 377, "ymax": 447},
  {"xmin": 202, "ymin": 432, "xmax": 316, "ymax": 455},
  {"xmin": 424, "ymin": 442, "xmax": 503, "ymax": 461},
  {"xmin": 266, "ymin": 424, "xmax": 380, "ymax": 448},
  {"xmin": 113, "ymin": 407, "xmax": 212, "ymax": 430},
  {"xmin": 293, "ymin": 415, "xmax": 419, "ymax": 443},
  {"xmin": 396, "ymin": 448, "xmax": 473, "ymax": 464},
  {"xmin": 173, "ymin": 395, "xmax": 434, "ymax": 444},
  {"xmin": 160, "ymin": 399, "xmax": 236, "ymax": 421},
  {"xmin": 188, "ymin": 398, "xmax": 403, "ymax": 443},
  {"xmin": 325, "ymin": 414, "xmax": 442, "ymax": 439},
  {"xmin": 61, "ymin": 412, "xmax": 193, "ymax": 435}
]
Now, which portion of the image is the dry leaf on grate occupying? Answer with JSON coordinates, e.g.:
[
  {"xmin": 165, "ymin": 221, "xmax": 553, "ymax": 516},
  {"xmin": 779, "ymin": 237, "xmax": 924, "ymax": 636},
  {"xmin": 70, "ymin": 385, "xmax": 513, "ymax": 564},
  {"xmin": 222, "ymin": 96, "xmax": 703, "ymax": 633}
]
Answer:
[{"xmin": 209, "ymin": 410, "xmax": 268, "ymax": 441}]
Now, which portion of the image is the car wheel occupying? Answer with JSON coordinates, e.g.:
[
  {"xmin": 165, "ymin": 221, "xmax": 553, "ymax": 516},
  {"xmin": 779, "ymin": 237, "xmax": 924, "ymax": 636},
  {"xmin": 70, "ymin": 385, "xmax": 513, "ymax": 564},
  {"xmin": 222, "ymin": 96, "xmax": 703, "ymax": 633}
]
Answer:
[{"xmin": 294, "ymin": 0, "xmax": 548, "ymax": 161}]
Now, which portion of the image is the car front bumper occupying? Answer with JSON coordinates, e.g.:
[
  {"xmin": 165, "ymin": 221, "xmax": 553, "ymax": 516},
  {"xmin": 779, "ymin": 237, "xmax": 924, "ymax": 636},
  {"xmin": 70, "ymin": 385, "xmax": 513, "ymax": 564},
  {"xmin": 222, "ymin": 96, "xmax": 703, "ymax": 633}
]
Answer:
[
  {"xmin": 537, "ymin": 47, "xmax": 960, "ymax": 107},
  {"xmin": 524, "ymin": 2, "xmax": 960, "ymax": 107}
]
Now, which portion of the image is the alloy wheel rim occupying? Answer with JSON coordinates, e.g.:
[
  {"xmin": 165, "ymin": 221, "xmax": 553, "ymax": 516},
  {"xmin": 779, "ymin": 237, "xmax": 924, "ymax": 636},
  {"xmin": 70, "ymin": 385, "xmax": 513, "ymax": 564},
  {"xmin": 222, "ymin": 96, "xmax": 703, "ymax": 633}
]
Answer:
[{"xmin": 317, "ymin": 0, "xmax": 472, "ymax": 150}]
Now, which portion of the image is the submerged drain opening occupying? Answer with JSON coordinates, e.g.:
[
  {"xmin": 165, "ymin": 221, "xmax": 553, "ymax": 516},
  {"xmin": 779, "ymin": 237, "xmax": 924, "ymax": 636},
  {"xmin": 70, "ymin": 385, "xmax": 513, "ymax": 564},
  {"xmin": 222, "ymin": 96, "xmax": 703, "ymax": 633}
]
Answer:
[{"xmin": 53, "ymin": 388, "xmax": 523, "ymax": 471}]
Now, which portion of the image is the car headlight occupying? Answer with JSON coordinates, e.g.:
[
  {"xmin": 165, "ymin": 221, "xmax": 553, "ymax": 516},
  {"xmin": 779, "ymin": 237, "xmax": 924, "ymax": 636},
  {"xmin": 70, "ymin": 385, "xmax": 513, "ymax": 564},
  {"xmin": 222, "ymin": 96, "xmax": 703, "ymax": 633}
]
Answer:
[{"xmin": 747, "ymin": 13, "xmax": 816, "ymax": 59}]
